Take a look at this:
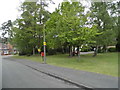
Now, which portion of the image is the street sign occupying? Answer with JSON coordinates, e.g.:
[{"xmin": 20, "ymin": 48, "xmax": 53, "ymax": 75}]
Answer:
[
  {"xmin": 43, "ymin": 42, "xmax": 46, "ymax": 45},
  {"xmin": 38, "ymin": 49, "xmax": 41, "ymax": 52}
]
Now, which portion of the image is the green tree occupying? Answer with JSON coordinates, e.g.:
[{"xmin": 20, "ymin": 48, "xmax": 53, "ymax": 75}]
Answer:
[
  {"xmin": 1, "ymin": 20, "xmax": 12, "ymax": 40},
  {"xmin": 45, "ymin": 1, "xmax": 98, "ymax": 56},
  {"xmin": 11, "ymin": 1, "xmax": 50, "ymax": 55},
  {"xmin": 90, "ymin": 1, "xmax": 117, "ymax": 56}
]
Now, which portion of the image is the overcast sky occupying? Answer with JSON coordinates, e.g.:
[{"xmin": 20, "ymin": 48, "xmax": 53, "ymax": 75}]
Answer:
[
  {"xmin": 0, "ymin": 0, "xmax": 118, "ymax": 27},
  {"xmin": 0, "ymin": 0, "xmax": 63, "ymax": 37},
  {"xmin": 0, "ymin": 0, "xmax": 116, "ymax": 37},
  {"xmin": 0, "ymin": 0, "xmax": 23, "ymax": 36}
]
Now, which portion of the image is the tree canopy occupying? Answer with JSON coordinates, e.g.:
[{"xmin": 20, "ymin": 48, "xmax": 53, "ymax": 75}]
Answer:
[{"xmin": 1, "ymin": 0, "xmax": 118, "ymax": 56}]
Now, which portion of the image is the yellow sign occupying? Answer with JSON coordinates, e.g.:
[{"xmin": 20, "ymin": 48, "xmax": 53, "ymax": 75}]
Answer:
[
  {"xmin": 38, "ymin": 49, "xmax": 41, "ymax": 52},
  {"xmin": 43, "ymin": 42, "xmax": 46, "ymax": 45}
]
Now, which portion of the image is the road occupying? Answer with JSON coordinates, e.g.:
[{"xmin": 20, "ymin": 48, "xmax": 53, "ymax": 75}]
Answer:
[
  {"xmin": 0, "ymin": 52, "xmax": 2, "ymax": 90},
  {"xmin": 2, "ymin": 55, "xmax": 118, "ymax": 89},
  {"xmin": 2, "ymin": 57, "xmax": 78, "ymax": 88},
  {"xmin": 0, "ymin": 52, "xmax": 94, "ymax": 89}
]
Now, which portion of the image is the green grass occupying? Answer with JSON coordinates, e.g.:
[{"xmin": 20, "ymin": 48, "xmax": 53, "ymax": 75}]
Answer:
[{"xmin": 13, "ymin": 52, "xmax": 118, "ymax": 77}]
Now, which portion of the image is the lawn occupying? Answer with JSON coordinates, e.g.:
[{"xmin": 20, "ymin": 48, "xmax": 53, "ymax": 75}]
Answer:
[{"xmin": 13, "ymin": 52, "xmax": 118, "ymax": 77}]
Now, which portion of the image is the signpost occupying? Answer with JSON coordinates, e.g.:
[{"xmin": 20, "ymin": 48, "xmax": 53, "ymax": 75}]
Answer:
[
  {"xmin": 43, "ymin": 42, "xmax": 46, "ymax": 46},
  {"xmin": 40, "ymin": 0, "xmax": 46, "ymax": 64},
  {"xmin": 38, "ymin": 49, "xmax": 41, "ymax": 52},
  {"xmin": 43, "ymin": 25, "xmax": 46, "ymax": 64}
]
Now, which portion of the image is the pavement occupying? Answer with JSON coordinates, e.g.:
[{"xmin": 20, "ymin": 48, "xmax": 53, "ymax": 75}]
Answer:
[
  {"xmin": 3, "ymin": 55, "xmax": 118, "ymax": 89},
  {"xmin": 80, "ymin": 51, "xmax": 94, "ymax": 55}
]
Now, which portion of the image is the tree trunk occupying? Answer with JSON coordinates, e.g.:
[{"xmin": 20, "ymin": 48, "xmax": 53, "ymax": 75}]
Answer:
[
  {"xmin": 69, "ymin": 46, "xmax": 72, "ymax": 57},
  {"xmin": 73, "ymin": 46, "xmax": 75, "ymax": 56},
  {"xmin": 33, "ymin": 47, "xmax": 35, "ymax": 55},
  {"xmin": 78, "ymin": 51, "xmax": 80, "ymax": 61},
  {"xmin": 103, "ymin": 45, "xmax": 107, "ymax": 53},
  {"xmin": 116, "ymin": 43, "xmax": 120, "ymax": 52},
  {"xmin": 62, "ymin": 46, "xmax": 65, "ymax": 54},
  {"xmin": 77, "ymin": 46, "xmax": 80, "ymax": 61},
  {"xmin": 76, "ymin": 46, "xmax": 79, "ymax": 56},
  {"xmin": 93, "ymin": 46, "xmax": 98, "ymax": 57}
]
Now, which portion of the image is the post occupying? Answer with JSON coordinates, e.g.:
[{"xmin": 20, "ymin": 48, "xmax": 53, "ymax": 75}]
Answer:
[
  {"xmin": 43, "ymin": 25, "xmax": 46, "ymax": 64},
  {"xmin": 39, "ymin": 0, "xmax": 46, "ymax": 64}
]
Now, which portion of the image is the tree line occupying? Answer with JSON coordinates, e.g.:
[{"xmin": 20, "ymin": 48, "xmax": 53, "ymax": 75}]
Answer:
[{"xmin": 1, "ymin": 0, "xmax": 119, "ymax": 56}]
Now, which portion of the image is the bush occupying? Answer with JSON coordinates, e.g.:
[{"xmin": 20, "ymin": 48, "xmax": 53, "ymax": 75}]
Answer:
[
  {"xmin": 98, "ymin": 48, "xmax": 104, "ymax": 53},
  {"xmin": 116, "ymin": 43, "xmax": 120, "ymax": 52},
  {"xmin": 56, "ymin": 48, "xmax": 63, "ymax": 53},
  {"xmin": 47, "ymin": 48, "xmax": 56, "ymax": 55},
  {"xmin": 19, "ymin": 52, "xmax": 26, "ymax": 56},
  {"xmin": 19, "ymin": 50, "xmax": 32, "ymax": 56},
  {"xmin": 81, "ymin": 46, "xmax": 91, "ymax": 52},
  {"xmin": 81, "ymin": 48, "xmax": 88, "ymax": 52},
  {"xmin": 108, "ymin": 47, "xmax": 116, "ymax": 52}
]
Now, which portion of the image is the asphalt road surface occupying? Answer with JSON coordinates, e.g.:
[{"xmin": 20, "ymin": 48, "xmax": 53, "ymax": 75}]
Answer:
[
  {"xmin": 0, "ymin": 53, "xmax": 2, "ymax": 90},
  {"xmin": 2, "ymin": 58, "xmax": 78, "ymax": 88}
]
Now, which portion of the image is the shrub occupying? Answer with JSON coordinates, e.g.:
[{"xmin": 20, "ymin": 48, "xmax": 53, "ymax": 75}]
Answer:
[
  {"xmin": 47, "ymin": 48, "xmax": 56, "ymax": 55},
  {"xmin": 108, "ymin": 47, "xmax": 116, "ymax": 52},
  {"xmin": 56, "ymin": 48, "xmax": 63, "ymax": 53},
  {"xmin": 19, "ymin": 52, "xmax": 27, "ymax": 56},
  {"xmin": 81, "ymin": 46, "xmax": 91, "ymax": 52},
  {"xmin": 19, "ymin": 50, "xmax": 32, "ymax": 56},
  {"xmin": 98, "ymin": 47, "xmax": 104, "ymax": 53}
]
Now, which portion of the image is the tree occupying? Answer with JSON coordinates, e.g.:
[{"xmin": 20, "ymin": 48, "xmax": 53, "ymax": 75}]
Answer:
[
  {"xmin": 1, "ymin": 20, "xmax": 12, "ymax": 40},
  {"xmin": 11, "ymin": 1, "xmax": 50, "ymax": 55},
  {"xmin": 90, "ymin": 1, "xmax": 117, "ymax": 56},
  {"xmin": 45, "ymin": 1, "xmax": 98, "ymax": 57},
  {"xmin": 114, "ymin": 1, "xmax": 120, "ymax": 52}
]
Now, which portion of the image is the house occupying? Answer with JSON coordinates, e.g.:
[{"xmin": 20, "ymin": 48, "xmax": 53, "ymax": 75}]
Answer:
[{"xmin": 0, "ymin": 42, "xmax": 14, "ymax": 55}]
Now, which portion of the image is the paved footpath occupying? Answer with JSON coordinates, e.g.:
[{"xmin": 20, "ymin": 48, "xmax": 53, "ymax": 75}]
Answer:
[{"xmin": 3, "ymin": 56, "xmax": 118, "ymax": 88}]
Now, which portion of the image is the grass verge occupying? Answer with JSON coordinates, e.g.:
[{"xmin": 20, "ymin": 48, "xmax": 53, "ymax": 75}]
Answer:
[{"xmin": 13, "ymin": 52, "xmax": 118, "ymax": 77}]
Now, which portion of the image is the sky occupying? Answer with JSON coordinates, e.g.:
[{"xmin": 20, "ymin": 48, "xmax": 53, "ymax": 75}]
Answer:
[
  {"xmin": 0, "ymin": 0, "xmax": 22, "ymax": 37},
  {"xmin": 0, "ymin": 0, "xmax": 63, "ymax": 37},
  {"xmin": 0, "ymin": 0, "xmax": 22, "ymax": 27},
  {"xmin": 0, "ymin": 0, "xmax": 63, "ymax": 26},
  {"xmin": 0, "ymin": 0, "xmax": 117, "ymax": 37},
  {"xmin": 0, "ymin": 0, "xmax": 118, "ymax": 26}
]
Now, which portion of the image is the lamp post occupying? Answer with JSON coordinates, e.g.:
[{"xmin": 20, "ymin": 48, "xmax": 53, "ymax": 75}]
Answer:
[
  {"xmin": 43, "ymin": 25, "xmax": 46, "ymax": 64},
  {"xmin": 39, "ymin": 0, "xmax": 46, "ymax": 64},
  {"xmin": 40, "ymin": 0, "xmax": 55, "ymax": 64}
]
